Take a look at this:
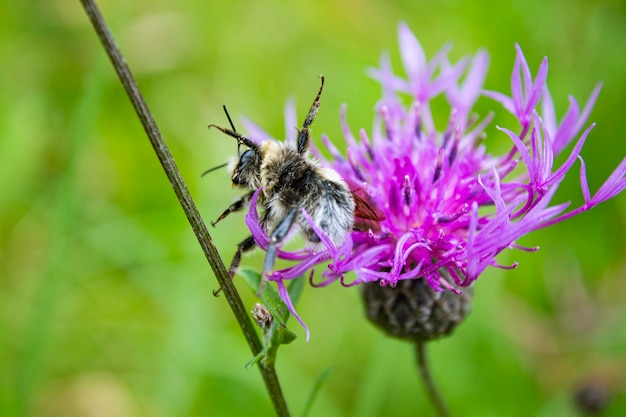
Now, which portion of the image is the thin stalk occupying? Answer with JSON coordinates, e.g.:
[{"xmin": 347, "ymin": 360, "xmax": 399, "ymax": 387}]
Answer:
[
  {"xmin": 78, "ymin": 1, "xmax": 290, "ymax": 415},
  {"xmin": 415, "ymin": 342, "xmax": 451, "ymax": 417}
]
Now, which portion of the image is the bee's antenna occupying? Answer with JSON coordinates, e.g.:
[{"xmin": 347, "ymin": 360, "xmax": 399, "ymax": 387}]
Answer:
[
  {"xmin": 201, "ymin": 162, "xmax": 228, "ymax": 177},
  {"xmin": 223, "ymin": 105, "xmax": 237, "ymax": 132},
  {"xmin": 222, "ymin": 105, "xmax": 242, "ymax": 156}
]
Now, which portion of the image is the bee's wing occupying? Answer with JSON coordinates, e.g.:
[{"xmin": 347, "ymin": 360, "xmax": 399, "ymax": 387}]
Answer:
[{"xmin": 348, "ymin": 181, "xmax": 386, "ymax": 233}]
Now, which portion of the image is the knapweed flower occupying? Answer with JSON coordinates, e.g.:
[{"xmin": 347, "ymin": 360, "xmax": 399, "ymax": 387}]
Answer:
[{"xmin": 241, "ymin": 23, "xmax": 626, "ymax": 338}]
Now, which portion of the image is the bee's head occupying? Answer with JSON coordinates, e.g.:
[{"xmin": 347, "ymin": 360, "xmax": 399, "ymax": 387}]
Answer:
[
  {"xmin": 230, "ymin": 147, "xmax": 262, "ymax": 189},
  {"xmin": 209, "ymin": 105, "xmax": 264, "ymax": 190}
]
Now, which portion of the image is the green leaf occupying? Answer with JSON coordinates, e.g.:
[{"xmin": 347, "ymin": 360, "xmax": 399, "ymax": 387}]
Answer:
[
  {"xmin": 244, "ymin": 344, "xmax": 271, "ymax": 370},
  {"xmin": 271, "ymin": 322, "xmax": 297, "ymax": 345},
  {"xmin": 237, "ymin": 267, "xmax": 303, "ymax": 367}
]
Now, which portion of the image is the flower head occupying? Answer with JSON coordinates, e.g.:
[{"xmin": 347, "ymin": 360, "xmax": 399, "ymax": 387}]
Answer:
[{"xmin": 241, "ymin": 23, "xmax": 626, "ymax": 338}]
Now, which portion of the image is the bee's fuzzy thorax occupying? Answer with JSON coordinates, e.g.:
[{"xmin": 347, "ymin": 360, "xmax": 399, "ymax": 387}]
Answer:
[{"xmin": 243, "ymin": 138, "xmax": 355, "ymax": 247}]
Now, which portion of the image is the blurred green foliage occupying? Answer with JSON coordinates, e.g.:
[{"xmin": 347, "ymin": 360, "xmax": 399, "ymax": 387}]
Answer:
[{"xmin": 1, "ymin": 0, "xmax": 625, "ymax": 416}]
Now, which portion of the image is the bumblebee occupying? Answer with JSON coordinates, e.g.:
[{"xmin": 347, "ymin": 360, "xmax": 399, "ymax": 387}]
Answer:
[{"xmin": 209, "ymin": 77, "xmax": 382, "ymax": 294}]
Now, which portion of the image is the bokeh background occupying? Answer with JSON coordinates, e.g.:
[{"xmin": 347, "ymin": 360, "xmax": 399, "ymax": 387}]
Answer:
[{"xmin": 2, "ymin": 0, "xmax": 626, "ymax": 416}]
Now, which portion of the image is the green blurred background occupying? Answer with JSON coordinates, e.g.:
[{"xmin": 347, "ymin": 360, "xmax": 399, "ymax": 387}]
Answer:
[{"xmin": 1, "ymin": 0, "xmax": 625, "ymax": 416}]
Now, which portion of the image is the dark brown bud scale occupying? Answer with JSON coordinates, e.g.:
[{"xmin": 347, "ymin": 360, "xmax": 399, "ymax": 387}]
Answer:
[{"xmin": 361, "ymin": 274, "xmax": 473, "ymax": 343}]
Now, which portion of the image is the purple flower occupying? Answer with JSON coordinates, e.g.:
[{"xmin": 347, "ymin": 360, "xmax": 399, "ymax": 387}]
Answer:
[{"xmin": 241, "ymin": 23, "xmax": 626, "ymax": 338}]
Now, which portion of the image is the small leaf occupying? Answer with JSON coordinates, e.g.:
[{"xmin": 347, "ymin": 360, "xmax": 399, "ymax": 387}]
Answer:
[
  {"xmin": 245, "ymin": 344, "xmax": 271, "ymax": 370},
  {"xmin": 238, "ymin": 268, "xmax": 303, "ymax": 367},
  {"xmin": 271, "ymin": 322, "xmax": 297, "ymax": 345}
]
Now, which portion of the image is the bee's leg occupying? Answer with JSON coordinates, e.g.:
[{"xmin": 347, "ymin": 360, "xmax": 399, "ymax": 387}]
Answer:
[
  {"xmin": 230, "ymin": 235, "xmax": 257, "ymax": 278},
  {"xmin": 296, "ymin": 76, "xmax": 325, "ymax": 154},
  {"xmin": 258, "ymin": 207, "xmax": 298, "ymax": 296},
  {"xmin": 212, "ymin": 235, "xmax": 256, "ymax": 297},
  {"xmin": 211, "ymin": 190, "xmax": 255, "ymax": 227}
]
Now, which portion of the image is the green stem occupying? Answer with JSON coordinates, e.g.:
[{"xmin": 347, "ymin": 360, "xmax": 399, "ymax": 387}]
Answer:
[
  {"xmin": 415, "ymin": 342, "xmax": 451, "ymax": 417},
  {"xmin": 78, "ymin": 1, "xmax": 290, "ymax": 415}
]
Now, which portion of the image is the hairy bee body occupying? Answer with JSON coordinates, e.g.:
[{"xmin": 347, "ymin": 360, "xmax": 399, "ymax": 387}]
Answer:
[
  {"xmin": 209, "ymin": 77, "xmax": 375, "ymax": 295},
  {"xmin": 255, "ymin": 140, "xmax": 355, "ymax": 248}
]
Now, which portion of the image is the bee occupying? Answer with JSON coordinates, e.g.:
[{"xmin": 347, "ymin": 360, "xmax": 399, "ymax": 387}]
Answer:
[{"xmin": 208, "ymin": 77, "xmax": 384, "ymax": 295}]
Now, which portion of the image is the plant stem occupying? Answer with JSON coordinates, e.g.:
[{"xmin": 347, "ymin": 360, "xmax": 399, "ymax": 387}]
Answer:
[
  {"xmin": 79, "ymin": 1, "xmax": 290, "ymax": 415},
  {"xmin": 415, "ymin": 342, "xmax": 451, "ymax": 417}
]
